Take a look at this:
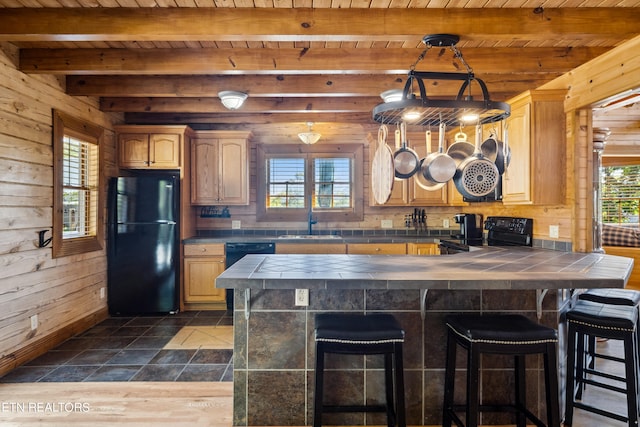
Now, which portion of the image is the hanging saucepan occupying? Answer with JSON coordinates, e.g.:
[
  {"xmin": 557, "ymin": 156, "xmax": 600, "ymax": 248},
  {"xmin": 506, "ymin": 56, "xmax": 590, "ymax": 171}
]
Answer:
[
  {"xmin": 422, "ymin": 122, "xmax": 456, "ymax": 183},
  {"xmin": 447, "ymin": 128, "xmax": 475, "ymax": 167},
  {"xmin": 393, "ymin": 122, "xmax": 420, "ymax": 179},
  {"xmin": 453, "ymin": 124, "xmax": 500, "ymax": 199},
  {"xmin": 480, "ymin": 131, "xmax": 498, "ymax": 163},
  {"xmin": 415, "ymin": 130, "xmax": 446, "ymax": 191}
]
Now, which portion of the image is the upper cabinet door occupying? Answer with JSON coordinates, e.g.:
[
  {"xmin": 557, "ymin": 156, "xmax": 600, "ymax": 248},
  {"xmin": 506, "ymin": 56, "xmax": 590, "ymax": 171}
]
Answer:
[
  {"xmin": 503, "ymin": 90, "xmax": 566, "ymax": 205},
  {"xmin": 218, "ymin": 139, "xmax": 248, "ymax": 205},
  {"xmin": 149, "ymin": 134, "xmax": 181, "ymax": 168},
  {"xmin": 503, "ymin": 102, "xmax": 532, "ymax": 203},
  {"xmin": 118, "ymin": 133, "xmax": 150, "ymax": 168},
  {"xmin": 190, "ymin": 138, "xmax": 219, "ymax": 205},
  {"xmin": 190, "ymin": 131, "xmax": 250, "ymax": 206}
]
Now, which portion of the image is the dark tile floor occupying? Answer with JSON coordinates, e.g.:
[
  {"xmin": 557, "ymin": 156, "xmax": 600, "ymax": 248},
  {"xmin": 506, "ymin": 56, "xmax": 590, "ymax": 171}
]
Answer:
[{"xmin": 0, "ymin": 310, "xmax": 233, "ymax": 383}]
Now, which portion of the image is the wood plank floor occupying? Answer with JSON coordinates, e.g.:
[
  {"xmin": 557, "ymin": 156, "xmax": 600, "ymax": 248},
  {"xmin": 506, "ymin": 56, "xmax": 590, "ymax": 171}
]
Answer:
[{"xmin": 0, "ymin": 379, "xmax": 627, "ymax": 426}]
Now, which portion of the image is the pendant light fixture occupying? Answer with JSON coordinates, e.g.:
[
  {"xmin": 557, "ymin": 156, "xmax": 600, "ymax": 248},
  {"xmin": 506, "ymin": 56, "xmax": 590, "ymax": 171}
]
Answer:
[
  {"xmin": 218, "ymin": 91, "xmax": 248, "ymax": 110},
  {"xmin": 372, "ymin": 34, "xmax": 510, "ymax": 127},
  {"xmin": 298, "ymin": 122, "xmax": 321, "ymax": 145}
]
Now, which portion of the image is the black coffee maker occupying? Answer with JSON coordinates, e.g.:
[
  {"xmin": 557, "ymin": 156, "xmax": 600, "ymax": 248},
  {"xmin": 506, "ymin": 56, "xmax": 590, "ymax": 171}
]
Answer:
[{"xmin": 453, "ymin": 213, "xmax": 483, "ymax": 242}]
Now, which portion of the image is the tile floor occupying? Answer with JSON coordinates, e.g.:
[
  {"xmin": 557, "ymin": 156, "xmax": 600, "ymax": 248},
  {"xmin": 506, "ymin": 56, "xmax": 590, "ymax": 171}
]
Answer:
[{"xmin": 0, "ymin": 310, "xmax": 233, "ymax": 383}]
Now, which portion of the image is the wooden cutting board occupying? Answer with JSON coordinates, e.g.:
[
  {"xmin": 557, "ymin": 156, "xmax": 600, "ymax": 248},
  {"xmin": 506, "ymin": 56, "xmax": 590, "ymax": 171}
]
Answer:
[{"xmin": 371, "ymin": 126, "xmax": 394, "ymax": 204}]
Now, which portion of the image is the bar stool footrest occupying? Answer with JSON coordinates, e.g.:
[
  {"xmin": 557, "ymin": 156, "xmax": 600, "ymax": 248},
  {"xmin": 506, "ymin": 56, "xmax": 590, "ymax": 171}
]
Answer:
[
  {"xmin": 573, "ymin": 401, "xmax": 630, "ymax": 423},
  {"xmin": 581, "ymin": 376, "xmax": 628, "ymax": 394}
]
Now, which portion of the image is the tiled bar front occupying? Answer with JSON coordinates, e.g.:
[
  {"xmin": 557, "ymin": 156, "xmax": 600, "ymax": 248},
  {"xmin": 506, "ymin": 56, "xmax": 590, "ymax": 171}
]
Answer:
[{"xmin": 231, "ymin": 287, "xmax": 571, "ymax": 426}]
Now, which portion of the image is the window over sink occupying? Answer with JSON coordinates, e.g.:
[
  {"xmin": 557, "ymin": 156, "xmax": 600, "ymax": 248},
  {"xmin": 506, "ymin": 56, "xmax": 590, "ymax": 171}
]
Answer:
[{"xmin": 256, "ymin": 143, "xmax": 363, "ymax": 222}]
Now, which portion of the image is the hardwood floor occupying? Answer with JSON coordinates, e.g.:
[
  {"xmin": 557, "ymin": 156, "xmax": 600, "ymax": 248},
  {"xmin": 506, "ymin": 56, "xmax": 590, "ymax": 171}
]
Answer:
[
  {"xmin": 0, "ymin": 315, "xmax": 630, "ymax": 426},
  {"xmin": 0, "ymin": 378, "xmax": 629, "ymax": 426},
  {"xmin": 0, "ymin": 382, "xmax": 233, "ymax": 426}
]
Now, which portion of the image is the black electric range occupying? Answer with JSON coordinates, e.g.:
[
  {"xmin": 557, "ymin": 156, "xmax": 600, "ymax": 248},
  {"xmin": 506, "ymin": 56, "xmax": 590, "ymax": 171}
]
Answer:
[{"xmin": 439, "ymin": 216, "xmax": 533, "ymax": 254}]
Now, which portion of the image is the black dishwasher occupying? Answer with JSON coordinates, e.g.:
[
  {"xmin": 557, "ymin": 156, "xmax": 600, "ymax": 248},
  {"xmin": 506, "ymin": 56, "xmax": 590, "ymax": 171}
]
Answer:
[{"xmin": 225, "ymin": 242, "xmax": 275, "ymax": 309}]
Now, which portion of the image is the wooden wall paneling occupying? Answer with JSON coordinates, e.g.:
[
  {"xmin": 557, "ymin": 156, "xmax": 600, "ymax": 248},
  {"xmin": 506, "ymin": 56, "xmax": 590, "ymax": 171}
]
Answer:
[
  {"xmin": 0, "ymin": 42, "xmax": 117, "ymax": 369},
  {"xmin": 573, "ymin": 109, "xmax": 593, "ymax": 253}
]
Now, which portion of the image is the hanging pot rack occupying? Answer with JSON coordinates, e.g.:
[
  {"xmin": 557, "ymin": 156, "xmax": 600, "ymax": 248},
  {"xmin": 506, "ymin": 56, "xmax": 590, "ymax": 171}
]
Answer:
[{"xmin": 372, "ymin": 34, "xmax": 511, "ymax": 127}]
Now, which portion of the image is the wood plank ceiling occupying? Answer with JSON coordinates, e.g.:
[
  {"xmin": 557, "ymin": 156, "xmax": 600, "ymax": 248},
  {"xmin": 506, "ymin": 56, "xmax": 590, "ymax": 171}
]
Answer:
[{"xmin": 1, "ymin": 2, "xmax": 639, "ymax": 129}]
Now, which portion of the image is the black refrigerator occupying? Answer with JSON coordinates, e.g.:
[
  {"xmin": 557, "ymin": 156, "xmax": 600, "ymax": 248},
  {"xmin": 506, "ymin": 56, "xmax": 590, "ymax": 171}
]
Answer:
[{"xmin": 107, "ymin": 174, "xmax": 180, "ymax": 315}]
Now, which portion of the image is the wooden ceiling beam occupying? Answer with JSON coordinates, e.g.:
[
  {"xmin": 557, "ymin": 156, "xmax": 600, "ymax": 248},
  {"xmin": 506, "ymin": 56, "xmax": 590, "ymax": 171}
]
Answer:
[
  {"xmin": 20, "ymin": 46, "xmax": 608, "ymax": 75},
  {"xmin": 1, "ymin": 8, "xmax": 638, "ymax": 42},
  {"xmin": 124, "ymin": 112, "xmax": 374, "ymax": 125},
  {"xmin": 67, "ymin": 74, "xmax": 558, "ymax": 99},
  {"xmin": 101, "ymin": 96, "xmax": 382, "ymax": 113}
]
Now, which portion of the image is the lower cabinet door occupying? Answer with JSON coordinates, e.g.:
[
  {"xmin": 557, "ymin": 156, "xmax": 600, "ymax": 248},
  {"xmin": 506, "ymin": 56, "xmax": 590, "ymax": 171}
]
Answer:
[{"xmin": 184, "ymin": 257, "xmax": 226, "ymax": 303}]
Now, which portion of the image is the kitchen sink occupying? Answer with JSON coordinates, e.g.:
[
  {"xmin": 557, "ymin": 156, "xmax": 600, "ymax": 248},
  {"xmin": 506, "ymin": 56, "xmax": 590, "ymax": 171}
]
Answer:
[{"xmin": 277, "ymin": 235, "xmax": 343, "ymax": 239}]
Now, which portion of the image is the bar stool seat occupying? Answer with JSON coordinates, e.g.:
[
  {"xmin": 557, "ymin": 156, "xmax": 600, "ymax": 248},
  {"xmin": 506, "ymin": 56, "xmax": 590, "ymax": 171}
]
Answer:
[
  {"xmin": 576, "ymin": 288, "xmax": 640, "ymax": 384},
  {"xmin": 578, "ymin": 288, "xmax": 640, "ymax": 306},
  {"xmin": 564, "ymin": 299, "xmax": 639, "ymax": 427},
  {"xmin": 443, "ymin": 314, "xmax": 560, "ymax": 427},
  {"xmin": 313, "ymin": 313, "xmax": 406, "ymax": 427}
]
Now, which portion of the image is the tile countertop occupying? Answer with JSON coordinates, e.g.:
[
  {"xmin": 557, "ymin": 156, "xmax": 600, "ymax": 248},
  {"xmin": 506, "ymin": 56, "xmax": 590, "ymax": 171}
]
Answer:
[
  {"xmin": 215, "ymin": 246, "xmax": 634, "ymax": 291},
  {"xmin": 183, "ymin": 235, "xmax": 441, "ymax": 244}
]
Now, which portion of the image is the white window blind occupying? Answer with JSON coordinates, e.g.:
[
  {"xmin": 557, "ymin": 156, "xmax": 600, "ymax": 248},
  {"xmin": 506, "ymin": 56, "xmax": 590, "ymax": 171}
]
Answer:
[
  {"xmin": 267, "ymin": 158, "xmax": 305, "ymax": 208},
  {"xmin": 314, "ymin": 158, "xmax": 351, "ymax": 208},
  {"xmin": 63, "ymin": 135, "xmax": 99, "ymax": 238},
  {"xmin": 266, "ymin": 156, "xmax": 353, "ymax": 209},
  {"xmin": 601, "ymin": 165, "xmax": 640, "ymax": 225}
]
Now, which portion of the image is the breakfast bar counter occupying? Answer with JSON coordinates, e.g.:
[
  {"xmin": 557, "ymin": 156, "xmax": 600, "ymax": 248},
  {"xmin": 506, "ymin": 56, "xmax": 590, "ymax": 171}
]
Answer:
[{"xmin": 216, "ymin": 247, "xmax": 633, "ymax": 426}]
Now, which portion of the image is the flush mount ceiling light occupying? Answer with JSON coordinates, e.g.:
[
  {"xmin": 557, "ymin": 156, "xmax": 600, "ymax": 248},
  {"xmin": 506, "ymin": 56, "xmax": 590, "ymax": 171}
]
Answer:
[
  {"xmin": 373, "ymin": 34, "xmax": 510, "ymax": 127},
  {"xmin": 298, "ymin": 122, "xmax": 321, "ymax": 145},
  {"xmin": 218, "ymin": 90, "xmax": 248, "ymax": 110}
]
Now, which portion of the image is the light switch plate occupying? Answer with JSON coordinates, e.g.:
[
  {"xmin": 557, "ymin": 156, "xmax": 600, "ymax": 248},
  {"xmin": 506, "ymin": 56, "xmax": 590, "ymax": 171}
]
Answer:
[
  {"xmin": 232, "ymin": 220, "xmax": 241, "ymax": 229},
  {"xmin": 381, "ymin": 219, "xmax": 393, "ymax": 229},
  {"xmin": 549, "ymin": 225, "xmax": 559, "ymax": 239}
]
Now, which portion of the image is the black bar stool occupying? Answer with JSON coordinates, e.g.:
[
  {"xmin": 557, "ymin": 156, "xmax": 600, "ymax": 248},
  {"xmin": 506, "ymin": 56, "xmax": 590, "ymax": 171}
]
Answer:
[
  {"xmin": 576, "ymin": 288, "xmax": 640, "ymax": 395},
  {"xmin": 313, "ymin": 313, "xmax": 406, "ymax": 427},
  {"xmin": 442, "ymin": 314, "xmax": 560, "ymax": 427},
  {"xmin": 564, "ymin": 299, "xmax": 639, "ymax": 427}
]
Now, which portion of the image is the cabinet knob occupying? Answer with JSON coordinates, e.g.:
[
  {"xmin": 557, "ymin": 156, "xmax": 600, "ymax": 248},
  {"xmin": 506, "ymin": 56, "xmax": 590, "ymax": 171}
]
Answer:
[
  {"xmin": 201, "ymin": 248, "xmax": 207, "ymax": 252},
  {"xmin": 375, "ymin": 247, "xmax": 381, "ymax": 252}
]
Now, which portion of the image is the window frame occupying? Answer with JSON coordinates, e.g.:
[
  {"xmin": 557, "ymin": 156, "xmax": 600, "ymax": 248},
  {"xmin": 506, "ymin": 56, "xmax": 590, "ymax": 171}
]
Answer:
[
  {"xmin": 52, "ymin": 110, "xmax": 105, "ymax": 258},
  {"xmin": 256, "ymin": 143, "xmax": 364, "ymax": 223}
]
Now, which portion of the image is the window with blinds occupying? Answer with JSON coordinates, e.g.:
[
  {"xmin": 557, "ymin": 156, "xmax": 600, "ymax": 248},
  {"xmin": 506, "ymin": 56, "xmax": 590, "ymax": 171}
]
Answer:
[
  {"xmin": 314, "ymin": 158, "xmax": 351, "ymax": 208},
  {"xmin": 602, "ymin": 165, "xmax": 640, "ymax": 225},
  {"xmin": 63, "ymin": 135, "xmax": 99, "ymax": 238},
  {"xmin": 257, "ymin": 143, "xmax": 363, "ymax": 222},
  {"xmin": 266, "ymin": 157, "xmax": 352, "ymax": 209},
  {"xmin": 267, "ymin": 158, "xmax": 305, "ymax": 208},
  {"xmin": 52, "ymin": 110, "xmax": 104, "ymax": 258}
]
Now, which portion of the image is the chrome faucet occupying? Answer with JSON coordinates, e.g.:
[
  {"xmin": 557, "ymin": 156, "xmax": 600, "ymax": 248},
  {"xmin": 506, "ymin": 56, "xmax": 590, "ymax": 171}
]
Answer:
[{"xmin": 308, "ymin": 195, "xmax": 317, "ymax": 235}]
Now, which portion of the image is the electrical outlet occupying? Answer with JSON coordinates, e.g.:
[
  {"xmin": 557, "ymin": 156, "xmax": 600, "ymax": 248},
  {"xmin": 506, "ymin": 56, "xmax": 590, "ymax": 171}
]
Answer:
[
  {"xmin": 549, "ymin": 225, "xmax": 559, "ymax": 239},
  {"xmin": 100, "ymin": 287, "xmax": 105, "ymax": 299},
  {"xmin": 232, "ymin": 220, "xmax": 241, "ymax": 229},
  {"xmin": 381, "ymin": 219, "xmax": 393, "ymax": 229},
  {"xmin": 443, "ymin": 219, "xmax": 450, "ymax": 228},
  {"xmin": 30, "ymin": 314, "xmax": 38, "ymax": 331},
  {"xmin": 295, "ymin": 289, "xmax": 309, "ymax": 306}
]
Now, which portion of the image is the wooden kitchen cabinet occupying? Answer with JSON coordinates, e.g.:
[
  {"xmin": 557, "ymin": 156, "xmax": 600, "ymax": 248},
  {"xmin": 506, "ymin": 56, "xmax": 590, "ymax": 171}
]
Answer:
[
  {"xmin": 183, "ymin": 243, "xmax": 226, "ymax": 305},
  {"xmin": 408, "ymin": 242, "xmax": 440, "ymax": 255},
  {"xmin": 503, "ymin": 90, "xmax": 566, "ymax": 205},
  {"xmin": 347, "ymin": 243, "xmax": 407, "ymax": 255},
  {"xmin": 116, "ymin": 125, "xmax": 191, "ymax": 169},
  {"xmin": 276, "ymin": 243, "xmax": 347, "ymax": 254},
  {"xmin": 191, "ymin": 131, "xmax": 251, "ymax": 205}
]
